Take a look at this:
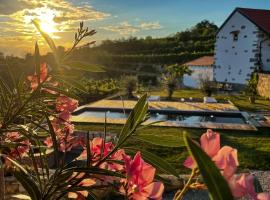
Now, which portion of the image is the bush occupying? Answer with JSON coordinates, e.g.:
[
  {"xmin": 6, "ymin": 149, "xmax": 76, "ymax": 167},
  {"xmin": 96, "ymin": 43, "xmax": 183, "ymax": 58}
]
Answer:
[
  {"xmin": 121, "ymin": 75, "xmax": 138, "ymax": 98},
  {"xmin": 198, "ymin": 75, "xmax": 216, "ymax": 97}
]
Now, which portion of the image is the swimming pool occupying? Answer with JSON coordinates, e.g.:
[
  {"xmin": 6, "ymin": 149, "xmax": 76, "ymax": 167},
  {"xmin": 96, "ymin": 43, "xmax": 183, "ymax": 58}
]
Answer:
[{"xmin": 75, "ymin": 109, "xmax": 248, "ymax": 124}]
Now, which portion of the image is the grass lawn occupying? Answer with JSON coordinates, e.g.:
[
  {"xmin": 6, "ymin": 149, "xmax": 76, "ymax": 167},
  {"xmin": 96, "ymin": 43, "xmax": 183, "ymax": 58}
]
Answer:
[
  {"xmin": 148, "ymin": 89, "xmax": 270, "ymax": 112},
  {"xmin": 75, "ymin": 122, "xmax": 270, "ymax": 174}
]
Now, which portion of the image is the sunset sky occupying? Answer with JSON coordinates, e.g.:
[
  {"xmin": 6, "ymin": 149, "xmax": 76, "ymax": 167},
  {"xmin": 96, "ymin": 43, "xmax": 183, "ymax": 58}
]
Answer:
[{"xmin": 1, "ymin": 0, "xmax": 270, "ymax": 56}]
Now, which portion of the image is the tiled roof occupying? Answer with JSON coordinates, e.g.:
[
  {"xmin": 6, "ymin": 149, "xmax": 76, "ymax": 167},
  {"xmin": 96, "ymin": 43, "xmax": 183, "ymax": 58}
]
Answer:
[
  {"xmin": 238, "ymin": 8, "xmax": 270, "ymax": 34},
  {"xmin": 218, "ymin": 7, "xmax": 270, "ymax": 35},
  {"xmin": 184, "ymin": 56, "xmax": 214, "ymax": 66}
]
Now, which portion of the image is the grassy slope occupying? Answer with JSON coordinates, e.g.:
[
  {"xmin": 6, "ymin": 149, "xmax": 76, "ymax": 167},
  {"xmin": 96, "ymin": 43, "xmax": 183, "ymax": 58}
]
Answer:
[{"xmin": 75, "ymin": 123, "xmax": 270, "ymax": 173}]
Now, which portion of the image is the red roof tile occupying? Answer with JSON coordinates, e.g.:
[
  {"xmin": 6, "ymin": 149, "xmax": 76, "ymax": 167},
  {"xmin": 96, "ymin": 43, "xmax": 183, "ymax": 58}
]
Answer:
[
  {"xmin": 238, "ymin": 8, "xmax": 270, "ymax": 34},
  {"xmin": 184, "ymin": 56, "xmax": 214, "ymax": 66}
]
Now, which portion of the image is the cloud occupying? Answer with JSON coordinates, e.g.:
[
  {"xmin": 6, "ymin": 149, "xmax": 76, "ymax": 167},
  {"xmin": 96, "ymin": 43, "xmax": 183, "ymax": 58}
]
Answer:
[
  {"xmin": 100, "ymin": 21, "xmax": 139, "ymax": 35},
  {"xmin": 140, "ymin": 21, "xmax": 162, "ymax": 30},
  {"xmin": 100, "ymin": 21, "xmax": 163, "ymax": 35},
  {"xmin": 0, "ymin": 0, "xmax": 110, "ymax": 36},
  {"xmin": 0, "ymin": 0, "xmax": 110, "ymax": 54}
]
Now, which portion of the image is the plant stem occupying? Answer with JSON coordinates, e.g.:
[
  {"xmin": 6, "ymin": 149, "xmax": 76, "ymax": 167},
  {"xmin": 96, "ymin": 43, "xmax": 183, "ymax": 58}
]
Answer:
[
  {"xmin": 0, "ymin": 160, "xmax": 5, "ymax": 200},
  {"xmin": 174, "ymin": 168, "xmax": 197, "ymax": 200}
]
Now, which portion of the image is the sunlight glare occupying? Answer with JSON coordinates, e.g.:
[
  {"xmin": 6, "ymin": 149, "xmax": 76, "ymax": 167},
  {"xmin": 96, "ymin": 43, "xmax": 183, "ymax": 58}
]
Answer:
[{"xmin": 23, "ymin": 7, "xmax": 60, "ymax": 36}]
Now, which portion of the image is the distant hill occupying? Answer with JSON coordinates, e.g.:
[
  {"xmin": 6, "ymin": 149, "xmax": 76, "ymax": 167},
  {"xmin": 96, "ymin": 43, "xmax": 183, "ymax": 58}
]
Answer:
[
  {"xmin": 0, "ymin": 20, "xmax": 217, "ymax": 80},
  {"xmin": 70, "ymin": 20, "xmax": 217, "ymax": 66}
]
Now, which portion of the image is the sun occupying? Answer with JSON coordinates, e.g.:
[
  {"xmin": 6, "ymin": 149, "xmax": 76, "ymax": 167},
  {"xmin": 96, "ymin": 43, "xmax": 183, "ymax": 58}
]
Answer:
[
  {"xmin": 39, "ymin": 21, "xmax": 57, "ymax": 34},
  {"xmin": 23, "ymin": 7, "xmax": 60, "ymax": 36}
]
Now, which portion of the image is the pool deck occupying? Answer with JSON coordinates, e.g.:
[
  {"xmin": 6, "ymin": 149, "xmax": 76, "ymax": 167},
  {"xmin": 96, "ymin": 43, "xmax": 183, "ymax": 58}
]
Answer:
[
  {"xmin": 71, "ymin": 100, "xmax": 258, "ymax": 131},
  {"xmin": 79, "ymin": 99, "xmax": 239, "ymax": 112}
]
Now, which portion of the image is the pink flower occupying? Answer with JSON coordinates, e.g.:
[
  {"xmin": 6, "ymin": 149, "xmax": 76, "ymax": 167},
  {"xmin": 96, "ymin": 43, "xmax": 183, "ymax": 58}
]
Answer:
[
  {"xmin": 257, "ymin": 193, "xmax": 270, "ymax": 200},
  {"xmin": 58, "ymin": 110, "xmax": 71, "ymax": 122},
  {"xmin": 228, "ymin": 174, "xmax": 256, "ymax": 199},
  {"xmin": 27, "ymin": 63, "xmax": 48, "ymax": 90},
  {"xmin": 79, "ymin": 137, "xmax": 113, "ymax": 161},
  {"xmin": 122, "ymin": 152, "xmax": 164, "ymax": 200},
  {"xmin": 100, "ymin": 149, "xmax": 126, "ymax": 171},
  {"xmin": 184, "ymin": 129, "xmax": 221, "ymax": 169},
  {"xmin": 183, "ymin": 130, "xmax": 238, "ymax": 180},
  {"xmin": 4, "ymin": 132, "xmax": 30, "ymax": 158},
  {"xmin": 44, "ymin": 122, "xmax": 82, "ymax": 152},
  {"xmin": 200, "ymin": 129, "xmax": 220, "ymax": 157},
  {"xmin": 56, "ymin": 96, "xmax": 78, "ymax": 113},
  {"xmin": 212, "ymin": 146, "xmax": 239, "ymax": 179}
]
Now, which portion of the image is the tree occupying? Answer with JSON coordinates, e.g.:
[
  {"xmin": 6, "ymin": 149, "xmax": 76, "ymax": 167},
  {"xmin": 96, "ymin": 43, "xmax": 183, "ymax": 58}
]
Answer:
[
  {"xmin": 121, "ymin": 75, "xmax": 138, "ymax": 98},
  {"xmin": 163, "ymin": 64, "xmax": 192, "ymax": 99},
  {"xmin": 246, "ymin": 72, "xmax": 258, "ymax": 104}
]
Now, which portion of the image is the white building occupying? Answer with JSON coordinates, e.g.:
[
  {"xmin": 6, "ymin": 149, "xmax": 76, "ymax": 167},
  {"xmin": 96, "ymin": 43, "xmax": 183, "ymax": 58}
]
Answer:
[
  {"xmin": 183, "ymin": 56, "xmax": 214, "ymax": 88},
  {"xmin": 214, "ymin": 7, "xmax": 270, "ymax": 85}
]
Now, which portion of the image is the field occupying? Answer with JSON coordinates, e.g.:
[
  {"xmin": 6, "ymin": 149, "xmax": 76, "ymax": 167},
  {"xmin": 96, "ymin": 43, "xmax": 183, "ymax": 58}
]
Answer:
[{"xmin": 75, "ymin": 123, "xmax": 270, "ymax": 174}]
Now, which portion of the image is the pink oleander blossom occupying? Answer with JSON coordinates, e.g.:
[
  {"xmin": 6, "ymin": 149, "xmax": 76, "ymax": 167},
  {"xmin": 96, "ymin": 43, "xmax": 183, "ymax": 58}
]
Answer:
[
  {"xmin": 122, "ymin": 152, "xmax": 164, "ymax": 200},
  {"xmin": 79, "ymin": 137, "xmax": 113, "ymax": 161},
  {"xmin": 44, "ymin": 122, "xmax": 83, "ymax": 152},
  {"xmin": 257, "ymin": 193, "xmax": 270, "ymax": 200},
  {"xmin": 79, "ymin": 137, "xmax": 125, "ymax": 171},
  {"xmin": 4, "ymin": 132, "xmax": 30, "ymax": 158},
  {"xmin": 183, "ymin": 129, "xmax": 238, "ymax": 177},
  {"xmin": 228, "ymin": 174, "xmax": 256, "ymax": 199},
  {"xmin": 56, "ymin": 96, "xmax": 78, "ymax": 113},
  {"xmin": 27, "ymin": 63, "xmax": 49, "ymax": 90}
]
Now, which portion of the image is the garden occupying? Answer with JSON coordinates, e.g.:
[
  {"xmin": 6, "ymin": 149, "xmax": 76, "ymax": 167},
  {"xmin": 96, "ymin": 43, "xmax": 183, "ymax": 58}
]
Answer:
[{"xmin": 0, "ymin": 20, "xmax": 270, "ymax": 200}]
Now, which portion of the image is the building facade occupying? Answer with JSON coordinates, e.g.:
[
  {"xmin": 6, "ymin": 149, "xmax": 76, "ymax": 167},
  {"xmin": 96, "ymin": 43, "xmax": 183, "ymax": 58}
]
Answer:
[
  {"xmin": 214, "ymin": 8, "xmax": 270, "ymax": 85},
  {"xmin": 183, "ymin": 56, "xmax": 214, "ymax": 88}
]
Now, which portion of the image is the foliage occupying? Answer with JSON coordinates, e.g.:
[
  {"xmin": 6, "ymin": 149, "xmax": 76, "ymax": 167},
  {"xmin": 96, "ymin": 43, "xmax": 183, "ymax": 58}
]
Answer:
[
  {"xmin": 246, "ymin": 73, "xmax": 258, "ymax": 103},
  {"xmin": 198, "ymin": 75, "xmax": 216, "ymax": 97},
  {"xmin": 121, "ymin": 75, "xmax": 138, "ymax": 98},
  {"xmin": 162, "ymin": 64, "xmax": 192, "ymax": 99},
  {"xmin": 71, "ymin": 78, "xmax": 119, "ymax": 105}
]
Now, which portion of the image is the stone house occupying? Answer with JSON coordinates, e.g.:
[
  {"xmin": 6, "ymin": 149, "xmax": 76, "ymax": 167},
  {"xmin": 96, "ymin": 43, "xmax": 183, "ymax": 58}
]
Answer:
[
  {"xmin": 183, "ymin": 56, "xmax": 214, "ymax": 88},
  {"xmin": 214, "ymin": 7, "xmax": 270, "ymax": 86}
]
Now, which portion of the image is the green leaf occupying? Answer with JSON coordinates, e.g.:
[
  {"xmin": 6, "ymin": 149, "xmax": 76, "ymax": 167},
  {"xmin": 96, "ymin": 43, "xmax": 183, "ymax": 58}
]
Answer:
[
  {"xmin": 45, "ymin": 114, "xmax": 59, "ymax": 167},
  {"xmin": 117, "ymin": 94, "xmax": 148, "ymax": 145},
  {"xmin": 124, "ymin": 147, "xmax": 179, "ymax": 178},
  {"xmin": 43, "ymin": 85, "xmax": 80, "ymax": 99},
  {"xmin": 32, "ymin": 20, "xmax": 58, "ymax": 60},
  {"xmin": 34, "ymin": 42, "xmax": 41, "ymax": 82},
  {"xmin": 13, "ymin": 170, "xmax": 41, "ymax": 200},
  {"xmin": 184, "ymin": 133, "xmax": 234, "ymax": 200},
  {"xmin": 253, "ymin": 175, "xmax": 263, "ymax": 193},
  {"xmin": 65, "ymin": 167, "xmax": 125, "ymax": 178},
  {"xmin": 62, "ymin": 61, "xmax": 105, "ymax": 72}
]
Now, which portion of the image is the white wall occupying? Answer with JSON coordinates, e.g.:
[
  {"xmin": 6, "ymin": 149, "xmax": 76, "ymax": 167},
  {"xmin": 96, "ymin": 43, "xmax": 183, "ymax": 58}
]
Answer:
[
  {"xmin": 214, "ymin": 11, "xmax": 259, "ymax": 84},
  {"xmin": 261, "ymin": 38, "xmax": 270, "ymax": 72},
  {"xmin": 183, "ymin": 65, "xmax": 213, "ymax": 88}
]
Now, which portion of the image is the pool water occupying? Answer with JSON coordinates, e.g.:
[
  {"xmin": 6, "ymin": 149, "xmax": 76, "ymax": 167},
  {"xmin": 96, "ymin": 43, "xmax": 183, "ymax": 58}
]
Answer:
[{"xmin": 78, "ymin": 111, "xmax": 247, "ymax": 124}]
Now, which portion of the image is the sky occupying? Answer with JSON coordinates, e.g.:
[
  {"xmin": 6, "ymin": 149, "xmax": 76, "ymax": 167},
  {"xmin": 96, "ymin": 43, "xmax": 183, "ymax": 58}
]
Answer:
[{"xmin": 1, "ymin": 0, "xmax": 270, "ymax": 56}]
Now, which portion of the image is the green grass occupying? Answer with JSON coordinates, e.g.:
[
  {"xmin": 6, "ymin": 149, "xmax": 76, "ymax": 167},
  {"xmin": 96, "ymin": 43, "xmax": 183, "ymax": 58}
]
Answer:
[
  {"xmin": 148, "ymin": 89, "xmax": 270, "ymax": 112},
  {"xmin": 75, "ymin": 123, "xmax": 270, "ymax": 173}
]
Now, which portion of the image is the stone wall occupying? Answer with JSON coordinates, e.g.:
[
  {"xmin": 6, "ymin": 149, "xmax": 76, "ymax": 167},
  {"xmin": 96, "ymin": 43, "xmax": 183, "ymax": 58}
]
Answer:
[{"xmin": 257, "ymin": 73, "xmax": 270, "ymax": 99}]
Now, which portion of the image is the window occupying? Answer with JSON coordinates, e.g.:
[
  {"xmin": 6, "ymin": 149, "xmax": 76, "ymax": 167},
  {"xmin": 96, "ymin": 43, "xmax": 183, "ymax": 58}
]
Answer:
[{"xmin": 230, "ymin": 30, "xmax": 240, "ymax": 41}]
